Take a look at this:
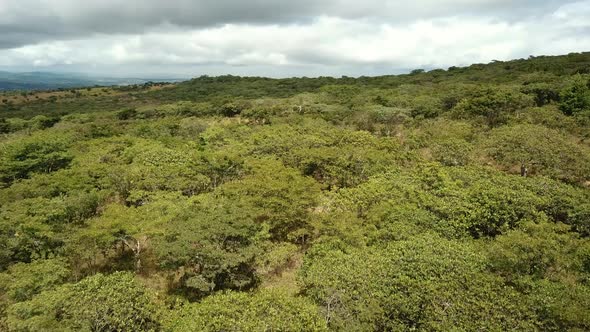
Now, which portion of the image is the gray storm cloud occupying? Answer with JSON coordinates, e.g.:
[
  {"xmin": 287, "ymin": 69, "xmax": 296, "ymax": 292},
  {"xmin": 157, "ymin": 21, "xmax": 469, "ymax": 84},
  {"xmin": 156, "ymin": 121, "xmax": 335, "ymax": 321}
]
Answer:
[{"xmin": 0, "ymin": 0, "xmax": 578, "ymax": 48}]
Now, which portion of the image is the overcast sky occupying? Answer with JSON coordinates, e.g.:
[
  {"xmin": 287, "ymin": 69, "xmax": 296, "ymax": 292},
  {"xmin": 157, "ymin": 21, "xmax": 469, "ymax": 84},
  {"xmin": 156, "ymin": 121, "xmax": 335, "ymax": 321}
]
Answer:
[{"xmin": 0, "ymin": 0, "xmax": 589, "ymax": 78}]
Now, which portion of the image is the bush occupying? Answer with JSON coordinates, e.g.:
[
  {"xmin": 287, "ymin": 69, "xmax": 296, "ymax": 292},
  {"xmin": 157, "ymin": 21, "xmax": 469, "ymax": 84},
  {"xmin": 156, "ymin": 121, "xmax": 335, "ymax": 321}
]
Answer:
[
  {"xmin": 116, "ymin": 108, "xmax": 138, "ymax": 120},
  {"xmin": 453, "ymin": 87, "xmax": 535, "ymax": 127},
  {"xmin": 559, "ymin": 74, "xmax": 590, "ymax": 116},
  {"xmin": 430, "ymin": 139, "xmax": 473, "ymax": 166},
  {"xmin": 167, "ymin": 290, "xmax": 327, "ymax": 331},
  {"xmin": 0, "ymin": 134, "xmax": 73, "ymax": 187},
  {"xmin": 486, "ymin": 222, "xmax": 588, "ymax": 281},
  {"xmin": 0, "ymin": 118, "xmax": 9, "ymax": 134},
  {"xmin": 521, "ymin": 82, "xmax": 561, "ymax": 106},
  {"xmin": 31, "ymin": 115, "xmax": 60, "ymax": 130},
  {"xmin": 0, "ymin": 259, "xmax": 70, "ymax": 303},
  {"xmin": 480, "ymin": 124, "xmax": 590, "ymax": 183},
  {"xmin": 219, "ymin": 102, "xmax": 248, "ymax": 117},
  {"xmin": 7, "ymin": 272, "xmax": 161, "ymax": 332},
  {"xmin": 300, "ymin": 236, "xmax": 536, "ymax": 331}
]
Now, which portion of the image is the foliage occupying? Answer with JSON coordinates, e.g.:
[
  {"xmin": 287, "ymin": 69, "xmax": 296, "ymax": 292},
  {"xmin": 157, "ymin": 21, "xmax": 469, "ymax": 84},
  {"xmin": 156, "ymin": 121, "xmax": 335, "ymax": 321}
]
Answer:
[
  {"xmin": 452, "ymin": 86, "xmax": 535, "ymax": 127},
  {"xmin": 166, "ymin": 290, "xmax": 327, "ymax": 331},
  {"xmin": 559, "ymin": 74, "xmax": 590, "ymax": 116},
  {"xmin": 0, "ymin": 52, "xmax": 589, "ymax": 331},
  {"xmin": 6, "ymin": 272, "xmax": 160, "ymax": 332},
  {"xmin": 0, "ymin": 133, "xmax": 73, "ymax": 187},
  {"xmin": 480, "ymin": 124, "xmax": 590, "ymax": 183},
  {"xmin": 300, "ymin": 236, "xmax": 536, "ymax": 331}
]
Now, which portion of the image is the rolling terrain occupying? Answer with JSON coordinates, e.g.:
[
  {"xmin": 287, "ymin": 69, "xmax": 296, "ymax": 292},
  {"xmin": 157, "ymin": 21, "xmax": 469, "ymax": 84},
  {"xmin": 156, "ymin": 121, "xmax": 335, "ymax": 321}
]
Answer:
[{"xmin": 1, "ymin": 52, "xmax": 590, "ymax": 331}]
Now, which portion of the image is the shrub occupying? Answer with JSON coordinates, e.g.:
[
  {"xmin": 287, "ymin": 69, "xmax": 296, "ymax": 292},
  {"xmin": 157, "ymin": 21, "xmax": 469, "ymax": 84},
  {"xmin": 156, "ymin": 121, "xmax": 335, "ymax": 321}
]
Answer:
[
  {"xmin": 559, "ymin": 74, "xmax": 590, "ymax": 116},
  {"xmin": 480, "ymin": 124, "xmax": 590, "ymax": 183},
  {"xmin": 7, "ymin": 272, "xmax": 161, "ymax": 332},
  {"xmin": 167, "ymin": 290, "xmax": 327, "ymax": 331}
]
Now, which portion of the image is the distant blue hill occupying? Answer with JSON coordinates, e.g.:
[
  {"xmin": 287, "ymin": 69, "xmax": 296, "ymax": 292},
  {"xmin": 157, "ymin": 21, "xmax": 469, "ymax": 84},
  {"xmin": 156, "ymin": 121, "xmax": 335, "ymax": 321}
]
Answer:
[{"xmin": 0, "ymin": 71, "xmax": 183, "ymax": 91}]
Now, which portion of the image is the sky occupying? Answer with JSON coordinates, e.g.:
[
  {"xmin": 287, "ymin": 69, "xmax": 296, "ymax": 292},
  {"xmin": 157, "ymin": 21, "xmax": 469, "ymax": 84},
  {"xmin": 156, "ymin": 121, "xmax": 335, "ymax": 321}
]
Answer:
[{"xmin": 0, "ymin": 0, "xmax": 589, "ymax": 78}]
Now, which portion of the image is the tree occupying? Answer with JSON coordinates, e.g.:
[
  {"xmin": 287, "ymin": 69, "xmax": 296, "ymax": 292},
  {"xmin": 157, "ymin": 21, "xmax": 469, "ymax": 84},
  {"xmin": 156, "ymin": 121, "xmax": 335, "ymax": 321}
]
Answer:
[
  {"xmin": 559, "ymin": 74, "xmax": 590, "ymax": 116},
  {"xmin": 153, "ymin": 194, "xmax": 263, "ymax": 297},
  {"xmin": 218, "ymin": 159, "xmax": 321, "ymax": 242},
  {"xmin": 480, "ymin": 124, "xmax": 590, "ymax": 183},
  {"xmin": 453, "ymin": 87, "xmax": 535, "ymax": 127},
  {"xmin": 31, "ymin": 115, "xmax": 60, "ymax": 130},
  {"xmin": 300, "ymin": 236, "xmax": 536, "ymax": 331},
  {"xmin": 0, "ymin": 133, "xmax": 73, "ymax": 187},
  {"xmin": 167, "ymin": 290, "xmax": 327, "ymax": 332},
  {"xmin": 6, "ymin": 272, "xmax": 161, "ymax": 332},
  {"xmin": 116, "ymin": 108, "xmax": 137, "ymax": 120},
  {"xmin": 0, "ymin": 118, "xmax": 9, "ymax": 134},
  {"xmin": 0, "ymin": 259, "xmax": 70, "ymax": 307}
]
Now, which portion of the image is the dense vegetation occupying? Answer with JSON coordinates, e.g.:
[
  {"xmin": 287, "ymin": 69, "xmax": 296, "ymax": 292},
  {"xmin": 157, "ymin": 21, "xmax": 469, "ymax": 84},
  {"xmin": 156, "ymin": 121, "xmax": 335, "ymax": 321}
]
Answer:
[{"xmin": 1, "ymin": 52, "xmax": 590, "ymax": 331}]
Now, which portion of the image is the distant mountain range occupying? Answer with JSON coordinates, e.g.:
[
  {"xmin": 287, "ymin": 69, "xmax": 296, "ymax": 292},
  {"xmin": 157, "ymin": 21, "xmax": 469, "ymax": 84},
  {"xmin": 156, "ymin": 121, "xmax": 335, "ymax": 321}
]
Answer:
[{"xmin": 0, "ymin": 71, "xmax": 184, "ymax": 91}]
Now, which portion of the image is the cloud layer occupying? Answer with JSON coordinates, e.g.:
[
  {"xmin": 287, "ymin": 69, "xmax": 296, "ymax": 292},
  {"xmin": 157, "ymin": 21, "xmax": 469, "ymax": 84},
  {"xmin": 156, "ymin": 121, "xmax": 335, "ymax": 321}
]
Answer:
[{"xmin": 0, "ymin": 0, "xmax": 589, "ymax": 77}]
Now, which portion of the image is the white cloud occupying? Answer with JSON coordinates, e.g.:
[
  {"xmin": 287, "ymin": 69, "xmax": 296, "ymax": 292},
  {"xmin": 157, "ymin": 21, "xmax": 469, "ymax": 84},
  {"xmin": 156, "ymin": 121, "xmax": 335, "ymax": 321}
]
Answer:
[{"xmin": 0, "ymin": 0, "xmax": 588, "ymax": 77}]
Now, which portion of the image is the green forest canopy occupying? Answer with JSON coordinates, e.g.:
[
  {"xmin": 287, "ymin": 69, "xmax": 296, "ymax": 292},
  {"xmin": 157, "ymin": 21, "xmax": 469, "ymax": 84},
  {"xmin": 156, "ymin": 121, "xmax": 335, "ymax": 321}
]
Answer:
[{"xmin": 1, "ymin": 52, "xmax": 590, "ymax": 331}]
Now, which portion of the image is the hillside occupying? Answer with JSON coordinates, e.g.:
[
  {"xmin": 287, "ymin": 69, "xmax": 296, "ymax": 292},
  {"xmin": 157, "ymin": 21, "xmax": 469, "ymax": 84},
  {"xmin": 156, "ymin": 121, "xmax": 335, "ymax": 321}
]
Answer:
[
  {"xmin": 1, "ymin": 52, "xmax": 590, "ymax": 331},
  {"xmin": 0, "ymin": 71, "xmax": 181, "ymax": 91}
]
